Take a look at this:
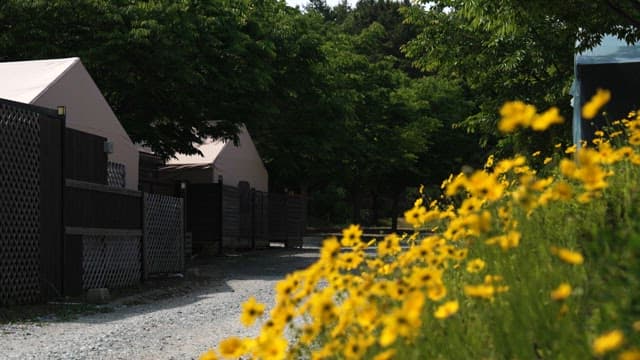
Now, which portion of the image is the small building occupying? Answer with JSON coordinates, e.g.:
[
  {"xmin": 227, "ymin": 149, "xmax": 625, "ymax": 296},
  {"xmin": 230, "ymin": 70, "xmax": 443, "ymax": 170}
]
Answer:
[
  {"xmin": 0, "ymin": 57, "xmax": 139, "ymax": 190},
  {"xmin": 572, "ymin": 35, "xmax": 640, "ymax": 144},
  {"xmin": 160, "ymin": 125, "xmax": 268, "ymax": 192}
]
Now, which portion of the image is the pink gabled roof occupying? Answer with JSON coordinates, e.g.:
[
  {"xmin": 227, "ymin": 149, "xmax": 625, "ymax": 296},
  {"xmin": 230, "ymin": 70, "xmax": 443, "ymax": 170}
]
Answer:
[{"xmin": 166, "ymin": 137, "xmax": 228, "ymax": 165}]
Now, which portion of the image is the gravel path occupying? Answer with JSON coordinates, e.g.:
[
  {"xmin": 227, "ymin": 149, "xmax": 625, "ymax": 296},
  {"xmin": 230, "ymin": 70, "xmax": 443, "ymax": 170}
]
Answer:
[{"xmin": 0, "ymin": 246, "xmax": 321, "ymax": 360}]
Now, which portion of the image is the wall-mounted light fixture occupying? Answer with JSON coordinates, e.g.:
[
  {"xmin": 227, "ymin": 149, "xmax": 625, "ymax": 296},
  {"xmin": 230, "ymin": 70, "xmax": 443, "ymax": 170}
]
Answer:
[{"xmin": 104, "ymin": 141, "xmax": 114, "ymax": 154}]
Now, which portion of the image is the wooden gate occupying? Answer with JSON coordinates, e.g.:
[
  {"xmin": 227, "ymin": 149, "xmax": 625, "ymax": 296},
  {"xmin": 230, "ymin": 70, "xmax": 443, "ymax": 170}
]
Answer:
[{"xmin": 186, "ymin": 183, "xmax": 222, "ymax": 254}]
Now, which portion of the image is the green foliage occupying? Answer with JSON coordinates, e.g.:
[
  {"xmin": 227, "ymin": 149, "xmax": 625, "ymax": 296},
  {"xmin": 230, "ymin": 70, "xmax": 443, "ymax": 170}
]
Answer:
[
  {"xmin": 402, "ymin": 1, "xmax": 576, "ymax": 157},
  {"xmin": 0, "ymin": 0, "xmax": 285, "ymax": 157},
  {"xmin": 0, "ymin": 0, "xmax": 489, "ymax": 225},
  {"xmin": 246, "ymin": 1, "xmax": 482, "ymax": 224}
]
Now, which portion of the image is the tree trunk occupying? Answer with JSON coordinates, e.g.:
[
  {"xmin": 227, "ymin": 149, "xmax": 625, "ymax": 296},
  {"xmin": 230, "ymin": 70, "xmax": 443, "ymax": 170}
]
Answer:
[
  {"xmin": 351, "ymin": 185, "xmax": 361, "ymax": 224},
  {"xmin": 371, "ymin": 191, "xmax": 379, "ymax": 226},
  {"xmin": 391, "ymin": 193, "xmax": 399, "ymax": 232}
]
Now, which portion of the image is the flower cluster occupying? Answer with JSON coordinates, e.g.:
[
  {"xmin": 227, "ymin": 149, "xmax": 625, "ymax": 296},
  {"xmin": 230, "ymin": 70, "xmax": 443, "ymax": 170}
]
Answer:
[{"xmin": 200, "ymin": 91, "xmax": 640, "ymax": 359}]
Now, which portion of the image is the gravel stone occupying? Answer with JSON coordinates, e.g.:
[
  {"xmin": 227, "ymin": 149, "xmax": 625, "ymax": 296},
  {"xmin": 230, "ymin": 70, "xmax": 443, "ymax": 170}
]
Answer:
[{"xmin": 0, "ymin": 246, "xmax": 321, "ymax": 360}]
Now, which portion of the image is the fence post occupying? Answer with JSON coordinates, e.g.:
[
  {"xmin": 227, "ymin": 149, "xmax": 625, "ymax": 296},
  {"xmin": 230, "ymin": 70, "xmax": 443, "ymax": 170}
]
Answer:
[
  {"xmin": 58, "ymin": 106, "xmax": 69, "ymax": 296},
  {"xmin": 141, "ymin": 193, "xmax": 148, "ymax": 281},
  {"xmin": 251, "ymin": 188, "xmax": 256, "ymax": 249},
  {"xmin": 180, "ymin": 182, "xmax": 188, "ymax": 267},
  {"xmin": 218, "ymin": 176, "xmax": 223, "ymax": 254}
]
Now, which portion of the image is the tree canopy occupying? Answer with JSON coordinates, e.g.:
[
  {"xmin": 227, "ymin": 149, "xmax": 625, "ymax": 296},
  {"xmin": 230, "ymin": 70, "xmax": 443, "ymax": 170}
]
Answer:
[
  {"xmin": 3, "ymin": 0, "xmax": 630, "ymax": 225},
  {"xmin": 0, "ymin": 0, "xmax": 283, "ymax": 157}
]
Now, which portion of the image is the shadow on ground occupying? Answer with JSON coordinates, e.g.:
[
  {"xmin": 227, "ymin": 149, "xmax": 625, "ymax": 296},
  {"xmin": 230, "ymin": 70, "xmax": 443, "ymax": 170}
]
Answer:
[{"xmin": 0, "ymin": 244, "xmax": 322, "ymax": 326}]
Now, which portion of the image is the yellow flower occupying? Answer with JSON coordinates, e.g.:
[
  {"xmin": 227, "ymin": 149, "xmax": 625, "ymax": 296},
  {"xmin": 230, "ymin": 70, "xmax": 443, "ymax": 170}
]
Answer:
[
  {"xmin": 309, "ymin": 290, "xmax": 337, "ymax": 323},
  {"xmin": 240, "ymin": 296, "xmax": 266, "ymax": 327},
  {"xmin": 550, "ymin": 283, "xmax": 572, "ymax": 301},
  {"xmin": 218, "ymin": 337, "xmax": 246, "ymax": 359},
  {"xmin": 499, "ymin": 101, "xmax": 537, "ymax": 133},
  {"xmin": 404, "ymin": 205, "xmax": 427, "ymax": 228},
  {"xmin": 445, "ymin": 173, "xmax": 468, "ymax": 196},
  {"xmin": 337, "ymin": 251, "xmax": 364, "ymax": 270},
  {"xmin": 552, "ymin": 181, "xmax": 573, "ymax": 200},
  {"xmin": 575, "ymin": 165, "xmax": 608, "ymax": 191},
  {"xmin": 434, "ymin": 300, "xmax": 459, "ymax": 319},
  {"xmin": 485, "ymin": 154, "xmax": 495, "ymax": 168},
  {"xmin": 320, "ymin": 236, "xmax": 341, "ymax": 263},
  {"xmin": 630, "ymin": 133, "xmax": 640, "ymax": 146},
  {"xmin": 379, "ymin": 292, "xmax": 424, "ymax": 346},
  {"xmin": 256, "ymin": 335, "xmax": 288, "ymax": 360},
  {"xmin": 544, "ymin": 157, "xmax": 553, "ymax": 164},
  {"xmin": 378, "ymin": 233, "xmax": 402, "ymax": 257},
  {"xmin": 466, "ymin": 258, "xmax": 486, "ymax": 273},
  {"xmin": 550, "ymin": 246, "xmax": 584, "ymax": 265},
  {"xmin": 484, "ymin": 275, "xmax": 503, "ymax": 284},
  {"xmin": 565, "ymin": 144, "xmax": 577, "ymax": 154},
  {"xmin": 559, "ymin": 159, "xmax": 577, "ymax": 177},
  {"xmin": 464, "ymin": 284, "xmax": 495, "ymax": 299},
  {"xmin": 343, "ymin": 334, "xmax": 373, "ymax": 360},
  {"xmin": 619, "ymin": 349, "xmax": 640, "ymax": 360},
  {"xmin": 341, "ymin": 224, "xmax": 363, "ymax": 247},
  {"xmin": 577, "ymin": 191, "xmax": 595, "ymax": 204},
  {"xmin": 199, "ymin": 349, "xmax": 218, "ymax": 360},
  {"xmin": 275, "ymin": 274, "xmax": 300, "ymax": 302},
  {"xmin": 408, "ymin": 266, "xmax": 442, "ymax": 288},
  {"xmin": 532, "ymin": 151, "xmax": 541, "ymax": 157},
  {"xmin": 427, "ymin": 282, "xmax": 448, "ymax": 301},
  {"xmin": 582, "ymin": 88, "xmax": 611, "ymax": 119},
  {"xmin": 592, "ymin": 329, "xmax": 624, "ymax": 356},
  {"xmin": 373, "ymin": 349, "xmax": 397, "ymax": 360},
  {"xmin": 485, "ymin": 231, "xmax": 520, "ymax": 251},
  {"xmin": 532, "ymin": 107, "xmax": 564, "ymax": 131},
  {"xmin": 300, "ymin": 323, "xmax": 321, "ymax": 345}
]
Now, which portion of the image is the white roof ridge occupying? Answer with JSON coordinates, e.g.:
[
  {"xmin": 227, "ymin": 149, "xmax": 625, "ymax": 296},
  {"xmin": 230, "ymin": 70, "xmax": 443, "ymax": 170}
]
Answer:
[
  {"xmin": 0, "ymin": 57, "xmax": 80, "ymax": 104},
  {"xmin": 30, "ymin": 57, "xmax": 80, "ymax": 102}
]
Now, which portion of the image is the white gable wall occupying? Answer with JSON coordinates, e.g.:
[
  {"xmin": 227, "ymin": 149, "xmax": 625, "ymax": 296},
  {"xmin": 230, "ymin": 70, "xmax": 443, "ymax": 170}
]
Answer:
[
  {"xmin": 33, "ymin": 62, "xmax": 139, "ymax": 190},
  {"xmin": 215, "ymin": 126, "xmax": 268, "ymax": 192}
]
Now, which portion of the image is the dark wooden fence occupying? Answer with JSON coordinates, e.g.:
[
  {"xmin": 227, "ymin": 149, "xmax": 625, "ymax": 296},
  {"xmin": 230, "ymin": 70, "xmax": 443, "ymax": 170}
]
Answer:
[
  {"xmin": 1, "ymin": 99, "xmax": 185, "ymax": 305},
  {"xmin": 268, "ymin": 193, "xmax": 307, "ymax": 248},
  {"xmin": 0, "ymin": 99, "xmax": 64, "ymax": 305},
  {"xmin": 63, "ymin": 179, "xmax": 143, "ymax": 296},
  {"xmin": 252, "ymin": 191, "xmax": 269, "ymax": 248},
  {"xmin": 2, "ymin": 99, "xmax": 307, "ymax": 306},
  {"xmin": 183, "ymin": 181, "xmax": 306, "ymax": 253},
  {"xmin": 65, "ymin": 128, "xmax": 107, "ymax": 184}
]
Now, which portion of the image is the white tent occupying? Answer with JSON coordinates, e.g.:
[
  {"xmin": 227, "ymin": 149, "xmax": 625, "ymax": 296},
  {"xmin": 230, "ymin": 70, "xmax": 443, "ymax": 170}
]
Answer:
[
  {"xmin": 163, "ymin": 125, "xmax": 268, "ymax": 192},
  {"xmin": 571, "ymin": 36, "xmax": 640, "ymax": 145},
  {"xmin": 0, "ymin": 57, "xmax": 139, "ymax": 190}
]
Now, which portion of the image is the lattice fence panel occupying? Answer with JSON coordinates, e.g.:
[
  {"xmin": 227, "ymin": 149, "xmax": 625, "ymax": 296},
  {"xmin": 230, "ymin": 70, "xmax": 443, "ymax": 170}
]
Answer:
[
  {"xmin": 107, "ymin": 161, "xmax": 126, "ymax": 188},
  {"xmin": 143, "ymin": 193, "xmax": 184, "ymax": 275},
  {"xmin": 82, "ymin": 235, "xmax": 141, "ymax": 289},
  {"xmin": 0, "ymin": 103, "xmax": 41, "ymax": 305}
]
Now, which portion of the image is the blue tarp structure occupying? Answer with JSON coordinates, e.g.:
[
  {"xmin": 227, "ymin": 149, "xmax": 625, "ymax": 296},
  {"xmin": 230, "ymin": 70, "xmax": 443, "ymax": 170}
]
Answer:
[{"xmin": 571, "ymin": 35, "xmax": 640, "ymax": 145}]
